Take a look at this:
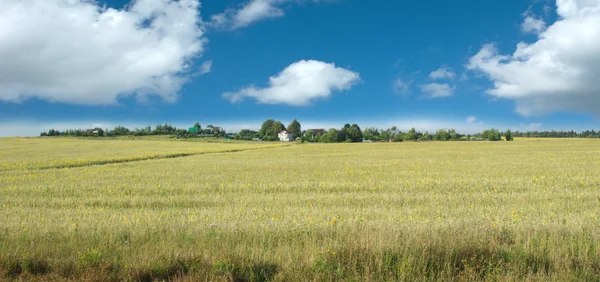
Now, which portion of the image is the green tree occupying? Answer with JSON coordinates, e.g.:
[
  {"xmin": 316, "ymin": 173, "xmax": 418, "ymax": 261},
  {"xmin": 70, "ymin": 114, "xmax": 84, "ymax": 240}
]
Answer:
[
  {"xmin": 325, "ymin": 128, "xmax": 338, "ymax": 143},
  {"xmin": 392, "ymin": 134, "xmax": 404, "ymax": 142},
  {"xmin": 270, "ymin": 121, "xmax": 285, "ymax": 138},
  {"xmin": 259, "ymin": 119, "xmax": 275, "ymax": 139},
  {"xmin": 347, "ymin": 124, "xmax": 363, "ymax": 142},
  {"xmin": 363, "ymin": 127, "xmax": 379, "ymax": 141},
  {"xmin": 482, "ymin": 128, "xmax": 502, "ymax": 141},
  {"xmin": 505, "ymin": 129, "xmax": 514, "ymax": 141},
  {"xmin": 495, "ymin": 130, "xmax": 502, "ymax": 141},
  {"xmin": 449, "ymin": 129, "xmax": 460, "ymax": 141},
  {"xmin": 434, "ymin": 129, "xmax": 449, "ymax": 141},
  {"xmin": 335, "ymin": 129, "xmax": 347, "ymax": 142},
  {"xmin": 193, "ymin": 122, "xmax": 201, "ymax": 130},
  {"xmin": 287, "ymin": 119, "xmax": 302, "ymax": 139},
  {"xmin": 304, "ymin": 129, "xmax": 315, "ymax": 142},
  {"xmin": 423, "ymin": 131, "xmax": 433, "ymax": 141},
  {"xmin": 405, "ymin": 128, "xmax": 418, "ymax": 141}
]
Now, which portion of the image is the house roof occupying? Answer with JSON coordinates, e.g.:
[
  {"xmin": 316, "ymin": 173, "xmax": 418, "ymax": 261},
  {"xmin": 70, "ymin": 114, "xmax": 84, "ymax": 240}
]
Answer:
[
  {"xmin": 280, "ymin": 130, "xmax": 290, "ymax": 133},
  {"xmin": 305, "ymin": 129, "xmax": 325, "ymax": 134}
]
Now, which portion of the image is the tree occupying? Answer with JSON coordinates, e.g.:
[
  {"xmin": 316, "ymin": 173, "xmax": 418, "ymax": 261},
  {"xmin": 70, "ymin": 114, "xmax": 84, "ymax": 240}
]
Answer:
[
  {"xmin": 325, "ymin": 128, "xmax": 338, "ymax": 143},
  {"xmin": 422, "ymin": 131, "xmax": 433, "ymax": 141},
  {"xmin": 482, "ymin": 128, "xmax": 502, "ymax": 141},
  {"xmin": 434, "ymin": 129, "xmax": 449, "ymax": 141},
  {"xmin": 112, "ymin": 126, "xmax": 131, "ymax": 136},
  {"xmin": 405, "ymin": 128, "xmax": 417, "ymax": 141},
  {"xmin": 270, "ymin": 121, "xmax": 285, "ymax": 138},
  {"xmin": 287, "ymin": 119, "xmax": 302, "ymax": 139},
  {"xmin": 449, "ymin": 129, "xmax": 460, "ymax": 141},
  {"xmin": 363, "ymin": 127, "xmax": 380, "ymax": 141},
  {"xmin": 335, "ymin": 129, "xmax": 347, "ymax": 142},
  {"xmin": 214, "ymin": 128, "xmax": 225, "ymax": 138},
  {"xmin": 259, "ymin": 119, "xmax": 276, "ymax": 139},
  {"xmin": 505, "ymin": 129, "xmax": 514, "ymax": 141},
  {"xmin": 237, "ymin": 129, "xmax": 258, "ymax": 140},
  {"xmin": 304, "ymin": 129, "xmax": 315, "ymax": 142},
  {"xmin": 175, "ymin": 129, "xmax": 187, "ymax": 136},
  {"xmin": 380, "ymin": 130, "xmax": 391, "ymax": 141},
  {"xmin": 193, "ymin": 122, "xmax": 201, "ymax": 131},
  {"xmin": 347, "ymin": 124, "xmax": 363, "ymax": 142},
  {"xmin": 392, "ymin": 134, "xmax": 404, "ymax": 142}
]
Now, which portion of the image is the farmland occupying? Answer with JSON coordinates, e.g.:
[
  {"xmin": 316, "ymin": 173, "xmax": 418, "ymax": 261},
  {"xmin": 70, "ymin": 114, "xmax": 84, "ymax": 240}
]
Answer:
[{"xmin": 1, "ymin": 137, "xmax": 599, "ymax": 281}]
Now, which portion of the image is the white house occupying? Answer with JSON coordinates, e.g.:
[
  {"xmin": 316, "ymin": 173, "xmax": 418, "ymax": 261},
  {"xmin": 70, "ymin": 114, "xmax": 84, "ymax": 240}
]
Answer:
[{"xmin": 278, "ymin": 130, "xmax": 293, "ymax": 142}]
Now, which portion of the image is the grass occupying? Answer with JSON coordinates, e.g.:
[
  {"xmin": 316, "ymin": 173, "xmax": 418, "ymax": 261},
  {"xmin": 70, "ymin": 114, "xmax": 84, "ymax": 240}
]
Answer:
[
  {"xmin": 0, "ymin": 138, "xmax": 599, "ymax": 281},
  {"xmin": 0, "ymin": 137, "xmax": 287, "ymax": 171}
]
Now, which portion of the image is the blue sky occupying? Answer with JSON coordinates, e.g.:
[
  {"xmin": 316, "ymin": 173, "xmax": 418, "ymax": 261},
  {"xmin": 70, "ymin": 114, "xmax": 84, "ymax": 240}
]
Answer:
[{"xmin": 1, "ymin": 0, "xmax": 599, "ymax": 136}]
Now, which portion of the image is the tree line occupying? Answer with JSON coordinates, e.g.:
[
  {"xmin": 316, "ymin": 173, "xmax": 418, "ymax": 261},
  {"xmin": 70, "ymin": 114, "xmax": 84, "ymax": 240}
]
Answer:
[
  {"xmin": 40, "ymin": 123, "xmax": 226, "ymax": 138},
  {"xmin": 234, "ymin": 119, "xmax": 515, "ymax": 142},
  {"xmin": 40, "ymin": 118, "xmax": 599, "ymax": 141},
  {"xmin": 512, "ymin": 130, "xmax": 600, "ymax": 138}
]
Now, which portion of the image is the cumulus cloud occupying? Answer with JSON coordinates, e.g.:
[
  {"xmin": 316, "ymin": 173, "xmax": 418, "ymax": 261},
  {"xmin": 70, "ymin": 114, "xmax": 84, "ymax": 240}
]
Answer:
[
  {"xmin": 223, "ymin": 60, "xmax": 360, "ymax": 106},
  {"xmin": 0, "ymin": 0, "xmax": 206, "ymax": 105},
  {"xmin": 468, "ymin": 0, "xmax": 600, "ymax": 116},
  {"xmin": 521, "ymin": 15, "xmax": 546, "ymax": 34},
  {"xmin": 420, "ymin": 83, "xmax": 454, "ymax": 98},
  {"xmin": 429, "ymin": 67, "xmax": 456, "ymax": 80},
  {"xmin": 393, "ymin": 79, "xmax": 412, "ymax": 94}
]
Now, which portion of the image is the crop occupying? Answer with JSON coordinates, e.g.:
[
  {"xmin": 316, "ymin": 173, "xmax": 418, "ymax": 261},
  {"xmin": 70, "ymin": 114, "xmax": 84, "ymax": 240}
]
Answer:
[{"xmin": 0, "ymin": 138, "xmax": 599, "ymax": 281}]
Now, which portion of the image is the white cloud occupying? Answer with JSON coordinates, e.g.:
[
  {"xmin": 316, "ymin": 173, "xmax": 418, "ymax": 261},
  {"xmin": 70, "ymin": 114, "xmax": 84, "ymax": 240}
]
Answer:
[
  {"xmin": 393, "ymin": 79, "xmax": 412, "ymax": 94},
  {"xmin": 429, "ymin": 67, "xmax": 456, "ymax": 80},
  {"xmin": 0, "ymin": 0, "xmax": 206, "ymax": 105},
  {"xmin": 210, "ymin": 0, "xmax": 284, "ymax": 29},
  {"xmin": 208, "ymin": 0, "xmax": 331, "ymax": 29},
  {"xmin": 223, "ymin": 60, "xmax": 360, "ymax": 106},
  {"xmin": 468, "ymin": 0, "xmax": 600, "ymax": 116},
  {"xmin": 465, "ymin": 116, "xmax": 483, "ymax": 125},
  {"xmin": 420, "ymin": 83, "xmax": 454, "ymax": 98},
  {"xmin": 521, "ymin": 15, "xmax": 546, "ymax": 34},
  {"xmin": 199, "ymin": 60, "xmax": 213, "ymax": 75}
]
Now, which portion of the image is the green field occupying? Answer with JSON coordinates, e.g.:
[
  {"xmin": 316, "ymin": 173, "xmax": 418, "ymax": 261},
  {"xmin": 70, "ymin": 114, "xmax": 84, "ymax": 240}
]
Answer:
[{"xmin": 1, "ymin": 138, "xmax": 599, "ymax": 281}]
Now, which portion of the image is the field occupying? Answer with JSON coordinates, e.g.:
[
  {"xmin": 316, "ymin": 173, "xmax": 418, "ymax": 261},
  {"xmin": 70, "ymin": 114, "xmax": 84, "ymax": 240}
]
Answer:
[{"xmin": 1, "ymin": 137, "xmax": 599, "ymax": 281}]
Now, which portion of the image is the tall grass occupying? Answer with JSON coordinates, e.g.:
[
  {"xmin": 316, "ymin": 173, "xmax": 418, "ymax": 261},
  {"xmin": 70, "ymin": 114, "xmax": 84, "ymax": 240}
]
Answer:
[
  {"xmin": 0, "ymin": 137, "xmax": 286, "ymax": 171},
  {"xmin": 1, "ymin": 139, "xmax": 599, "ymax": 280}
]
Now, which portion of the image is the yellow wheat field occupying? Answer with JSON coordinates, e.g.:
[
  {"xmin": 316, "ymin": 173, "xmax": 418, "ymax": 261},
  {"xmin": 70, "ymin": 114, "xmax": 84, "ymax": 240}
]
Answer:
[{"xmin": 0, "ymin": 137, "xmax": 599, "ymax": 281}]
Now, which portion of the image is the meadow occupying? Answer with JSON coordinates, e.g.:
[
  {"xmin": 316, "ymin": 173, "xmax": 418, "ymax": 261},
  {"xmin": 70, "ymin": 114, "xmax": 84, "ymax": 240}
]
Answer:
[{"xmin": 0, "ymin": 137, "xmax": 599, "ymax": 281}]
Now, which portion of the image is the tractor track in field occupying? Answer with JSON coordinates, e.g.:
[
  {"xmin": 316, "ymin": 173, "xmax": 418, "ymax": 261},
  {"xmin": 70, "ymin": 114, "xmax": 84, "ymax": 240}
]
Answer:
[{"xmin": 2, "ymin": 144, "xmax": 292, "ymax": 172}]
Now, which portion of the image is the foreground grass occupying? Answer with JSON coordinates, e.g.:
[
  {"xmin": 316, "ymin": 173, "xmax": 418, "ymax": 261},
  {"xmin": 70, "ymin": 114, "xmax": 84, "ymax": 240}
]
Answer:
[{"xmin": 1, "ymin": 139, "xmax": 599, "ymax": 280}]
